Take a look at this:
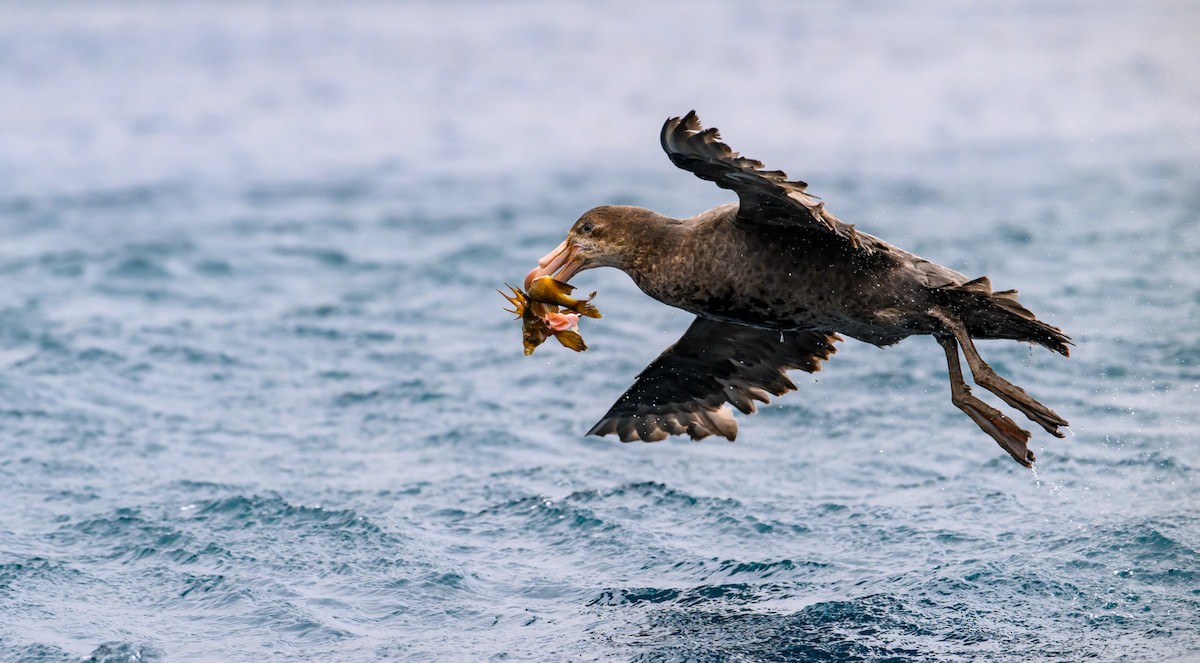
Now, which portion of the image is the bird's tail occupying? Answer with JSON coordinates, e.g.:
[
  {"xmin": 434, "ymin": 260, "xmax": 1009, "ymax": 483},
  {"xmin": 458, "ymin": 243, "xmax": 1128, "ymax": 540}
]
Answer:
[{"xmin": 937, "ymin": 277, "xmax": 1071, "ymax": 356}]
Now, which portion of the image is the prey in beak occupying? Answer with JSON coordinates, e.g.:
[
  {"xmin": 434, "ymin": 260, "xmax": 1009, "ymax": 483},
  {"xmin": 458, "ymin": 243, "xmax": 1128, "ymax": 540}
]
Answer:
[
  {"xmin": 499, "ymin": 283, "xmax": 595, "ymax": 356},
  {"xmin": 527, "ymin": 276, "xmax": 601, "ymax": 319},
  {"xmin": 503, "ymin": 223, "xmax": 607, "ymax": 355},
  {"xmin": 524, "ymin": 240, "xmax": 583, "ymax": 289}
]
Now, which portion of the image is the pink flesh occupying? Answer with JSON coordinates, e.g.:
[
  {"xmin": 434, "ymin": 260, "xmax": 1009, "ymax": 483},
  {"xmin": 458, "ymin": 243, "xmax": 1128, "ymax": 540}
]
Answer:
[{"xmin": 544, "ymin": 312, "xmax": 579, "ymax": 332}]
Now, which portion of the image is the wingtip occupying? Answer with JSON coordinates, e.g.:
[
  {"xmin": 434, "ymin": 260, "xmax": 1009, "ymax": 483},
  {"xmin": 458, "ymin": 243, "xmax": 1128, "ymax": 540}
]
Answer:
[
  {"xmin": 681, "ymin": 110, "xmax": 702, "ymax": 132},
  {"xmin": 586, "ymin": 418, "xmax": 612, "ymax": 438},
  {"xmin": 663, "ymin": 111, "xmax": 701, "ymax": 145}
]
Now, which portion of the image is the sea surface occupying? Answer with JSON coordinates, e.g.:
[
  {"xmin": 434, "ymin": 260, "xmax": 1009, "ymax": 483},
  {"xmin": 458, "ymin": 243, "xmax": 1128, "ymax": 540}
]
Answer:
[{"xmin": 1, "ymin": 2, "xmax": 1198, "ymax": 661}]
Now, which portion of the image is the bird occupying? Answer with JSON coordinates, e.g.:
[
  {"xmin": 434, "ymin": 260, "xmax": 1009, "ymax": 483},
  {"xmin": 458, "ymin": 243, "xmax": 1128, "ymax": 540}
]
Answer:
[{"xmin": 522, "ymin": 111, "xmax": 1070, "ymax": 467}]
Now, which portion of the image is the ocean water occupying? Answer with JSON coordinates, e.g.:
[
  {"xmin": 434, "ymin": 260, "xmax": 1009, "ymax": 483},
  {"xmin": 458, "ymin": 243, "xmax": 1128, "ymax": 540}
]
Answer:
[{"xmin": 1, "ymin": 2, "xmax": 1198, "ymax": 661}]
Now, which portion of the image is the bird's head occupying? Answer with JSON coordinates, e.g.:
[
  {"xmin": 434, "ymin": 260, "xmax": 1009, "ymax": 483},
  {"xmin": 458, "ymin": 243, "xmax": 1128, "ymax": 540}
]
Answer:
[{"xmin": 524, "ymin": 206, "xmax": 654, "ymax": 288}]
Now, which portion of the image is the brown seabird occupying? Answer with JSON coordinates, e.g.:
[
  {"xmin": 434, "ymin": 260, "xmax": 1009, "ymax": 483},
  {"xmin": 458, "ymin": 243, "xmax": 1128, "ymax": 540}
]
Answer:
[{"xmin": 523, "ymin": 111, "xmax": 1070, "ymax": 467}]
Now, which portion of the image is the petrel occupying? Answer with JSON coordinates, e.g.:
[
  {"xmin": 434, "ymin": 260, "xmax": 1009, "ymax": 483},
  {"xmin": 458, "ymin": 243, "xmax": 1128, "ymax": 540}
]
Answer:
[{"xmin": 523, "ymin": 112, "xmax": 1070, "ymax": 467}]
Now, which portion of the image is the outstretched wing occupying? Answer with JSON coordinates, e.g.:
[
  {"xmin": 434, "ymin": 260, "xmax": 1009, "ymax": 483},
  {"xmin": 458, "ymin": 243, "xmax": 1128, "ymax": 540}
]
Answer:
[
  {"xmin": 588, "ymin": 317, "xmax": 841, "ymax": 442},
  {"xmin": 661, "ymin": 111, "xmax": 871, "ymax": 251}
]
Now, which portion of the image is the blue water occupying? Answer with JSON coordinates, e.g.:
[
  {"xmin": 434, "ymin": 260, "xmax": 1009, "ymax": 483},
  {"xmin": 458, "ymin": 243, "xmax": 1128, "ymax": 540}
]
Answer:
[{"xmin": 1, "ymin": 2, "xmax": 1198, "ymax": 661}]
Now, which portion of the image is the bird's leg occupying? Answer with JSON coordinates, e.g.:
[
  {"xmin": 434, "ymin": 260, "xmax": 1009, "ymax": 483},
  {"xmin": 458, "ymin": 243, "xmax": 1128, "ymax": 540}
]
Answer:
[
  {"xmin": 934, "ymin": 310, "xmax": 1068, "ymax": 438},
  {"xmin": 937, "ymin": 335, "xmax": 1035, "ymax": 467}
]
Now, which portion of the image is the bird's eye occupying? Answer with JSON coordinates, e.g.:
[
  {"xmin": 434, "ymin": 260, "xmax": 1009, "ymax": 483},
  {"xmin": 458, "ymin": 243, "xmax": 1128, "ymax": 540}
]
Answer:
[{"xmin": 581, "ymin": 222, "xmax": 594, "ymax": 233}]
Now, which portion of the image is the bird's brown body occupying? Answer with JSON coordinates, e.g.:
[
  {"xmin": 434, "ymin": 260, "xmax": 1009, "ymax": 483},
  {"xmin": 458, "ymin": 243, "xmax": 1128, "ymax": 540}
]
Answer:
[
  {"xmin": 523, "ymin": 112, "xmax": 1071, "ymax": 467},
  {"xmin": 617, "ymin": 203, "xmax": 956, "ymax": 346}
]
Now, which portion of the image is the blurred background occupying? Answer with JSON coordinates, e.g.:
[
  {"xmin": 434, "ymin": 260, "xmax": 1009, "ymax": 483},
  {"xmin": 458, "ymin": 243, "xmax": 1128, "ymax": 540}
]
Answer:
[{"xmin": 1, "ymin": 2, "xmax": 1197, "ymax": 661}]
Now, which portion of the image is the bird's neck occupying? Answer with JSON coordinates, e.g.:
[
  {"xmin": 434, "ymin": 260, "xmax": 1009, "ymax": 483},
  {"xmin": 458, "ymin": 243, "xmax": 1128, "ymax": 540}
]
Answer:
[{"xmin": 623, "ymin": 214, "xmax": 709, "ymax": 304}]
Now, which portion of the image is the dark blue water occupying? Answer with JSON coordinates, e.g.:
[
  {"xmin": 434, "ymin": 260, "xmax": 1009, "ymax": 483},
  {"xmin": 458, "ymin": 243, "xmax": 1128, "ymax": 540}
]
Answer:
[{"xmin": 1, "ymin": 2, "xmax": 1198, "ymax": 661}]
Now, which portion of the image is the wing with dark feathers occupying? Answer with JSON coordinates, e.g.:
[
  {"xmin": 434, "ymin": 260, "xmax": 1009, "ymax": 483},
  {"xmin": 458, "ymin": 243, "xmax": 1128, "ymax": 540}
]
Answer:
[
  {"xmin": 661, "ymin": 111, "xmax": 871, "ymax": 251},
  {"xmin": 588, "ymin": 317, "xmax": 841, "ymax": 443}
]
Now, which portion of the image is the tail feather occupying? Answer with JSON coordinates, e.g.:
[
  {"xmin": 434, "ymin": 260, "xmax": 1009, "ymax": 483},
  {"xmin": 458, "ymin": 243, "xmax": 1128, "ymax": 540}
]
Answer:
[{"xmin": 938, "ymin": 277, "xmax": 1071, "ymax": 356}]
